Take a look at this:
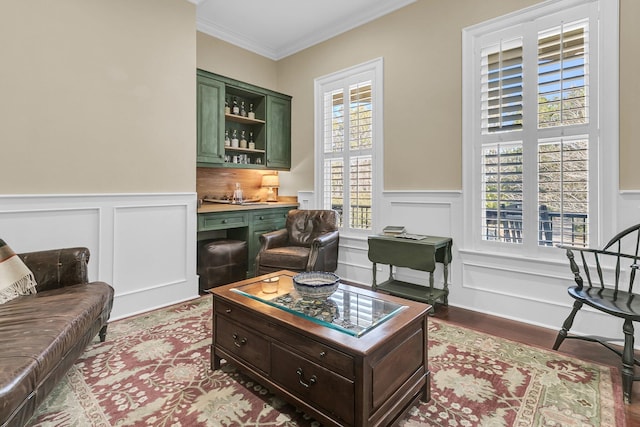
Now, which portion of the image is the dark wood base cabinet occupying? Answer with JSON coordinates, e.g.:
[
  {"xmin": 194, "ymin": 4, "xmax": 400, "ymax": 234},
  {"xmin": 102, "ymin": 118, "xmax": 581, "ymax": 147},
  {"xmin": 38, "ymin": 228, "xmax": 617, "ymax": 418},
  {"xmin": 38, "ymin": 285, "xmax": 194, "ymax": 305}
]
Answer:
[{"xmin": 211, "ymin": 272, "xmax": 431, "ymax": 427}]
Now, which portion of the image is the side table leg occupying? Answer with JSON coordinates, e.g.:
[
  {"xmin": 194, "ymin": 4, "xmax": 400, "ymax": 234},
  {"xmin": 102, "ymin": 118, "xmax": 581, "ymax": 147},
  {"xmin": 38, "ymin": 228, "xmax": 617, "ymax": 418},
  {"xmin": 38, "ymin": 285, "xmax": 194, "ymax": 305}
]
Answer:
[
  {"xmin": 427, "ymin": 272, "xmax": 436, "ymax": 315},
  {"xmin": 443, "ymin": 261, "xmax": 449, "ymax": 306},
  {"xmin": 372, "ymin": 262, "xmax": 378, "ymax": 291}
]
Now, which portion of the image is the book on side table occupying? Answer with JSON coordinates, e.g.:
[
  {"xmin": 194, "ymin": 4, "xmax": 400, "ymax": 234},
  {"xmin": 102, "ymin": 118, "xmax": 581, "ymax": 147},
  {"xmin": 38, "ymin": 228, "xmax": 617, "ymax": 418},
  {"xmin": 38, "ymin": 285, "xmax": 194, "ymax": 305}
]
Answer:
[{"xmin": 383, "ymin": 225, "xmax": 405, "ymax": 236}]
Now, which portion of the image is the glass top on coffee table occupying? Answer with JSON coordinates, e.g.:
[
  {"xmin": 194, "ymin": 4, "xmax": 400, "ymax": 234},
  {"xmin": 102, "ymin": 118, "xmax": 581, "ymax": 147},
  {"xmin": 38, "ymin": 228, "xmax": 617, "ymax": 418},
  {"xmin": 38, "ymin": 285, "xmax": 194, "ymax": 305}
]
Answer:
[{"xmin": 231, "ymin": 274, "xmax": 407, "ymax": 337}]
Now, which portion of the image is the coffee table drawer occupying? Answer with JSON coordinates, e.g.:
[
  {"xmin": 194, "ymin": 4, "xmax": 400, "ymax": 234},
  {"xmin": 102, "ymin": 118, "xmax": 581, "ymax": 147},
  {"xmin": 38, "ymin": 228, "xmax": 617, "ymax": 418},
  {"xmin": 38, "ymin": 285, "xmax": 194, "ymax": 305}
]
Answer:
[
  {"xmin": 271, "ymin": 343, "xmax": 354, "ymax": 425},
  {"xmin": 269, "ymin": 326, "xmax": 354, "ymax": 378},
  {"xmin": 216, "ymin": 316, "xmax": 269, "ymax": 373}
]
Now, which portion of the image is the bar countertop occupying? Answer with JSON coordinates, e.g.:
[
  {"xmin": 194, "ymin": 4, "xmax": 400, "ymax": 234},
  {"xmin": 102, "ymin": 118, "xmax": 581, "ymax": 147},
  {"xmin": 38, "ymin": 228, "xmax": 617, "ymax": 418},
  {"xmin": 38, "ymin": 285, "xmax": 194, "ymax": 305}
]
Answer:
[{"xmin": 197, "ymin": 201, "xmax": 298, "ymax": 214}]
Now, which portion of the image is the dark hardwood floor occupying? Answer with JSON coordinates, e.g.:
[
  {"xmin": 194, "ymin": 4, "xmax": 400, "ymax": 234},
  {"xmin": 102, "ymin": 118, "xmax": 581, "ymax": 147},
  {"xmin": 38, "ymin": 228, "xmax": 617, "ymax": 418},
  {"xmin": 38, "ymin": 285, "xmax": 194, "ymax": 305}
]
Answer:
[{"xmin": 431, "ymin": 304, "xmax": 640, "ymax": 425}]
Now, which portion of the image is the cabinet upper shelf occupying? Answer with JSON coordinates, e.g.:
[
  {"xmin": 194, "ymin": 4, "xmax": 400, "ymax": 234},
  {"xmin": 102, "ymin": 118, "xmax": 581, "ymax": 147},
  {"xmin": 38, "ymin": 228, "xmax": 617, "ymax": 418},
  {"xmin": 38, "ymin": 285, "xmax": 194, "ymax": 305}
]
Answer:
[{"xmin": 225, "ymin": 114, "xmax": 266, "ymax": 125}]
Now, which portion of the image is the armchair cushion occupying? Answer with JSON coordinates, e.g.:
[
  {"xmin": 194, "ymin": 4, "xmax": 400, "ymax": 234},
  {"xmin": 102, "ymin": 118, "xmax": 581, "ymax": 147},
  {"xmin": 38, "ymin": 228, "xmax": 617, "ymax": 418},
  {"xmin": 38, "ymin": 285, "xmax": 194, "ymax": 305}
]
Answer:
[{"xmin": 258, "ymin": 246, "xmax": 310, "ymax": 272}]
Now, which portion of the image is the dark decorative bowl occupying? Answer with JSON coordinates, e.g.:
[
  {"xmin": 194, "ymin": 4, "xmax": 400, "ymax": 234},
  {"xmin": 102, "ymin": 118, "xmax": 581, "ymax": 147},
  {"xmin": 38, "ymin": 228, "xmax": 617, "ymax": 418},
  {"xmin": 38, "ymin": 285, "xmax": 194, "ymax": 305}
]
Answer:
[{"xmin": 293, "ymin": 272, "xmax": 340, "ymax": 299}]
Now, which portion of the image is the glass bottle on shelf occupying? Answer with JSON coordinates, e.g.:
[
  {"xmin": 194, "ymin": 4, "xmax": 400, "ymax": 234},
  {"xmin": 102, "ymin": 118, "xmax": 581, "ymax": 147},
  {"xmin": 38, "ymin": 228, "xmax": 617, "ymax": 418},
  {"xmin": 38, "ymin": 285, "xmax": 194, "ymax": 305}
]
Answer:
[
  {"xmin": 240, "ymin": 101, "xmax": 247, "ymax": 117},
  {"xmin": 231, "ymin": 129, "xmax": 239, "ymax": 148},
  {"xmin": 248, "ymin": 103, "xmax": 255, "ymax": 120},
  {"xmin": 224, "ymin": 98, "xmax": 230, "ymax": 115},
  {"xmin": 224, "ymin": 129, "xmax": 230, "ymax": 147},
  {"xmin": 232, "ymin": 98, "xmax": 240, "ymax": 115},
  {"xmin": 248, "ymin": 131, "xmax": 255, "ymax": 150},
  {"xmin": 239, "ymin": 130, "xmax": 247, "ymax": 148}
]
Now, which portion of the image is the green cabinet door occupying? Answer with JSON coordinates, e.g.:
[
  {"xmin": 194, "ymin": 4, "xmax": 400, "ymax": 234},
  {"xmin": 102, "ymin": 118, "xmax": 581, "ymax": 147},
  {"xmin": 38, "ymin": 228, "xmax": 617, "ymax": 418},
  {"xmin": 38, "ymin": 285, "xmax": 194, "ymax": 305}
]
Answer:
[
  {"xmin": 266, "ymin": 95, "xmax": 291, "ymax": 170},
  {"xmin": 197, "ymin": 75, "xmax": 225, "ymax": 165},
  {"xmin": 248, "ymin": 208, "xmax": 290, "ymax": 276}
]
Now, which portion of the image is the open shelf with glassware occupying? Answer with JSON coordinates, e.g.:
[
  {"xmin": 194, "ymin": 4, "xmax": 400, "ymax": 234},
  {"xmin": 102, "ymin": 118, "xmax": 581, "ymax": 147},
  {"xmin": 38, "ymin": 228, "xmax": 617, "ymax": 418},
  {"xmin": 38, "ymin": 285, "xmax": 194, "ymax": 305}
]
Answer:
[{"xmin": 197, "ymin": 69, "xmax": 291, "ymax": 170}]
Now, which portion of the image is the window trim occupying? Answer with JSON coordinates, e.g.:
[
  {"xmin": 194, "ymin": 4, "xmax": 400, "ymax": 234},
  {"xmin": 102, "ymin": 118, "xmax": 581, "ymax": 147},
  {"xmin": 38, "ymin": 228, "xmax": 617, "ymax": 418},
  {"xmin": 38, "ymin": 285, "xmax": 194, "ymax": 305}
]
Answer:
[
  {"xmin": 462, "ymin": 0, "xmax": 619, "ymax": 255},
  {"xmin": 314, "ymin": 58, "xmax": 384, "ymax": 237}
]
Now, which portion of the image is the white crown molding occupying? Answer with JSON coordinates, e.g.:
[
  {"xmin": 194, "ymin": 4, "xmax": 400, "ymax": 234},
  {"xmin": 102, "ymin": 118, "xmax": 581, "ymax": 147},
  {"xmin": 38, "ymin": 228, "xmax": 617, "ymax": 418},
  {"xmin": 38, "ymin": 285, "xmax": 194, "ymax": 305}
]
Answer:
[
  {"xmin": 196, "ymin": 0, "xmax": 416, "ymax": 60},
  {"xmin": 197, "ymin": 15, "xmax": 279, "ymax": 60}
]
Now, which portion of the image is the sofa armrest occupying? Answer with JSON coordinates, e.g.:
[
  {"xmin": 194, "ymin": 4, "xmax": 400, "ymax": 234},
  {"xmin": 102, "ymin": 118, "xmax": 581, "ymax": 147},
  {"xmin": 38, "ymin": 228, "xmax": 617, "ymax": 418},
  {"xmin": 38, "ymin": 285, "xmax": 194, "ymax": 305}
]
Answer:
[{"xmin": 18, "ymin": 247, "xmax": 90, "ymax": 292}]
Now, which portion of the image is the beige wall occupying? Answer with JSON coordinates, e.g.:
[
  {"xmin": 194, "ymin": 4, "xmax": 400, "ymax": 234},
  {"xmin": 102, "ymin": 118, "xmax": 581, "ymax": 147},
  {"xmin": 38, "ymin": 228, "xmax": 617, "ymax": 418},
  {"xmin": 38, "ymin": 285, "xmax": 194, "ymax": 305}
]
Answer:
[
  {"xmin": 4, "ymin": 0, "xmax": 635, "ymax": 195},
  {"xmin": 199, "ymin": 0, "xmax": 638, "ymax": 192},
  {"xmin": 619, "ymin": 0, "xmax": 640, "ymax": 189},
  {"xmin": 196, "ymin": 32, "xmax": 278, "ymax": 92},
  {"xmin": 0, "ymin": 0, "xmax": 196, "ymax": 194},
  {"xmin": 275, "ymin": 0, "xmax": 543, "ymax": 191}
]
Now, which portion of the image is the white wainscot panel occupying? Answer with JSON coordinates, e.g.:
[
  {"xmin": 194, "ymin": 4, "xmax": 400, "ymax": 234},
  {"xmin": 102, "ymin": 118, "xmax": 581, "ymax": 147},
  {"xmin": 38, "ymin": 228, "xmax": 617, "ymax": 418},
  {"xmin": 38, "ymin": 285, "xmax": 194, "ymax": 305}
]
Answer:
[
  {"xmin": 0, "ymin": 193, "xmax": 198, "ymax": 321},
  {"xmin": 0, "ymin": 207, "xmax": 101, "ymax": 278},
  {"xmin": 458, "ymin": 251, "xmax": 636, "ymax": 346},
  {"xmin": 114, "ymin": 204, "xmax": 189, "ymax": 291},
  {"xmin": 335, "ymin": 235, "xmax": 373, "ymax": 287}
]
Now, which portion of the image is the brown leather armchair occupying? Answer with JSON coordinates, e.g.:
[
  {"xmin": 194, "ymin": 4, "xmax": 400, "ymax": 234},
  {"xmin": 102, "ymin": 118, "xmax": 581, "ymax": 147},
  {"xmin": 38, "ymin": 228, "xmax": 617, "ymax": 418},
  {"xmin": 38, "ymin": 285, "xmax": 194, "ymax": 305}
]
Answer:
[{"xmin": 255, "ymin": 209, "xmax": 339, "ymax": 275}]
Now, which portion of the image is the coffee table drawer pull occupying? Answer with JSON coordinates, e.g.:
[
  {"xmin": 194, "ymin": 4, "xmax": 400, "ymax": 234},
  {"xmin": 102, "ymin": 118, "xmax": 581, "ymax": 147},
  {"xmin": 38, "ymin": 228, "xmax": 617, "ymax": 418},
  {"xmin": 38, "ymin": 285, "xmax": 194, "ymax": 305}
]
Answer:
[
  {"xmin": 296, "ymin": 368, "xmax": 317, "ymax": 388},
  {"xmin": 232, "ymin": 333, "xmax": 247, "ymax": 347}
]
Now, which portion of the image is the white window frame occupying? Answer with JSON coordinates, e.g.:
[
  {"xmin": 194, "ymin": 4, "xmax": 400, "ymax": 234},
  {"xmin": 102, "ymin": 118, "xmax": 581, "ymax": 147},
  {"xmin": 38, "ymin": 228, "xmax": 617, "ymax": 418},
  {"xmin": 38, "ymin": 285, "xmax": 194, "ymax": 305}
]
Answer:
[
  {"xmin": 314, "ymin": 58, "xmax": 384, "ymax": 237},
  {"xmin": 462, "ymin": 0, "xmax": 619, "ymax": 256}
]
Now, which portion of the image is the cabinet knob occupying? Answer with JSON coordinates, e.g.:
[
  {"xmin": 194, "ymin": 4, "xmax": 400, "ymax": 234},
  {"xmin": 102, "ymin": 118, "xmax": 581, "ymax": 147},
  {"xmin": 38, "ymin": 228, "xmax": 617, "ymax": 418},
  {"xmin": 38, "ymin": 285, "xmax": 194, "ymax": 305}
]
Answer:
[
  {"xmin": 222, "ymin": 219, "xmax": 227, "ymax": 223},
  {"xmin": 259, "ymin": 216, "xmax": 264, "ymax": 220}
]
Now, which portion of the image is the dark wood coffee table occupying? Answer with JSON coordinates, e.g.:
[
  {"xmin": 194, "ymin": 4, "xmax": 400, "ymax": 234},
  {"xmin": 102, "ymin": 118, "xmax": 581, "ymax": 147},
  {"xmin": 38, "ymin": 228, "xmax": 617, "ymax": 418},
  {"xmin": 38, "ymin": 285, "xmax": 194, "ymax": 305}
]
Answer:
[{"xmin": 210, "ymin": 271, "xmax": 431, "ymax": 427}]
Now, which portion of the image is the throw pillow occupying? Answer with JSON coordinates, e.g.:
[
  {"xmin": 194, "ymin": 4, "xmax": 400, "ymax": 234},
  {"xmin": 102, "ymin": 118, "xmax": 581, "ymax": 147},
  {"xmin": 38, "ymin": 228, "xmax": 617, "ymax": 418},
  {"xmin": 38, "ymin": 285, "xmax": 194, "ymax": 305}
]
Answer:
[{"xmin": 0, "ymin": 239, "xmax": 37, "ymax": 304}]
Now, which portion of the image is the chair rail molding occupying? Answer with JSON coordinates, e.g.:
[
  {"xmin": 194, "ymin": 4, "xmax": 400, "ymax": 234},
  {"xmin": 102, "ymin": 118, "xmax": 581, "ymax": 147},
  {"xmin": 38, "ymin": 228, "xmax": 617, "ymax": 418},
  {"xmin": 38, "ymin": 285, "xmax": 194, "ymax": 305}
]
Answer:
[{"xmin": 0, "ymin": 193, "xmax": 199, "ymax": 320}]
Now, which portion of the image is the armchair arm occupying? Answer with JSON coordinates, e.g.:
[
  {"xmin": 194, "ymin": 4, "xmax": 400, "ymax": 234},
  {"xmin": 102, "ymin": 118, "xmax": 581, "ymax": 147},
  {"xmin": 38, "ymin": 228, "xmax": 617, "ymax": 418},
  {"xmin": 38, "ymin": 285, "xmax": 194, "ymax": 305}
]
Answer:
[
  {"xmin": 256, "ymin": 229, "xmax": 289, "ymax": 270},
  {"xmin": 307, "ymin": 230, "xmax": 340, "ymax": 272},
  {"xmin": 311, "ymin": 230, "xmax": 340, "ymax": 248},
  {"xmin": 18, "ymin": 247, "xmax": 90, "ymax": 292},
  {"xmin": 259, "ymin": 229, "xmax": 289, "ymax": 251}
]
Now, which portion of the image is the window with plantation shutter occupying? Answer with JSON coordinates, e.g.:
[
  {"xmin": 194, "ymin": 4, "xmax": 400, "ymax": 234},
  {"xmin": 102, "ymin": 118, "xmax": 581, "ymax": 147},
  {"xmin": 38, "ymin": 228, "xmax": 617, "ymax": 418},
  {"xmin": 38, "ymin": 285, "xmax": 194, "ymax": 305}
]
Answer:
[
  {"xmin": 538, "ymin": 22, "xmax": 588, "ymax": 128},
  {"xmin": 482, "ymin": 39, "xmax": 523, "ymax": 134},
  {"xmin": 315, "ymin": 59, "xmax": 383, "ymax": 234},
  {"xmin": 463, "ymin": 0, "xmax": 614, "ymax": 256}
]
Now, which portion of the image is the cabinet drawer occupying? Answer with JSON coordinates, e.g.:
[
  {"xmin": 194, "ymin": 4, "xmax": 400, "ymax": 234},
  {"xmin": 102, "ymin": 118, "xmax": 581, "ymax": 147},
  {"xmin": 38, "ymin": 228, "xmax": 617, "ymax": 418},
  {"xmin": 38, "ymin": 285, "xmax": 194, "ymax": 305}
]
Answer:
[
  {"xmin": 250, "ymin": 209, "xmax": 289, "ymax": 227},
  {"xmin": 271, "ymin": 343, "xmax": 354, "ymax": 425},
  {"xmin": 215, "ymin": 315, "xmax": 270, "ymax": 373},
  {"xmin": 199, "ymin": 212, "xmax": 249, "ymax": 231}
]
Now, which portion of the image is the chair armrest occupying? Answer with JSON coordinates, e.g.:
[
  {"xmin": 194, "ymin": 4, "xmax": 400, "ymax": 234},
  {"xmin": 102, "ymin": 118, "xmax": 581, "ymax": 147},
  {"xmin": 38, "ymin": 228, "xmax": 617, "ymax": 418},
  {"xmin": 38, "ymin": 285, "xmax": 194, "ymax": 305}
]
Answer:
[
  {"xmin": 307, "ymin": 231, "xmax": 340, "ymax": 272},
  {"xmin": 18, "ymin": 247, "xmax": 90, "ymax": 292},
  {"xmin": 259, "ymin": 229, "xmax": 289, "ymax": 250},
  {"xmin": 311, "ymin": 230, "xmax": 340, "ymax": 248}
]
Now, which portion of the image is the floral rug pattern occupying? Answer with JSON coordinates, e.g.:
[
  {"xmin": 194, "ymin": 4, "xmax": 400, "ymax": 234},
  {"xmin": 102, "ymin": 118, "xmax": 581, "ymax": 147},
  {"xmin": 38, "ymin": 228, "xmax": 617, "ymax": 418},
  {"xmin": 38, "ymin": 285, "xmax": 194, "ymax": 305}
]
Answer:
[{"xmin": 27, "ymin": 296, "xmax": 624, "ymax": 427}]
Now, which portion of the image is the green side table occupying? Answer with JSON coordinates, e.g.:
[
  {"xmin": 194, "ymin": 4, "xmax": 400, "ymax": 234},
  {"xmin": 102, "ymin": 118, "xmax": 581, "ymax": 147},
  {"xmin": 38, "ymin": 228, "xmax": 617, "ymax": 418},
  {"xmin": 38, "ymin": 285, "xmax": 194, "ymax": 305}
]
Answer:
[{"xmin": 367, "ymin": 234, "xmax": 452, "ymax": 312}]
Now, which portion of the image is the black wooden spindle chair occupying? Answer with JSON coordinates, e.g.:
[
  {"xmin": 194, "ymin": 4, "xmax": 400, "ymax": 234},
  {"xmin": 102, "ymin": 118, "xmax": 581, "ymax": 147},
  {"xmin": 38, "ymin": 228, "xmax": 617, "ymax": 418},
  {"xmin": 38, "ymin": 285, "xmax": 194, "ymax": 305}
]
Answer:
[{"xmin": 553, "ymin": 223, "xmax": 640, "ymax": 404}]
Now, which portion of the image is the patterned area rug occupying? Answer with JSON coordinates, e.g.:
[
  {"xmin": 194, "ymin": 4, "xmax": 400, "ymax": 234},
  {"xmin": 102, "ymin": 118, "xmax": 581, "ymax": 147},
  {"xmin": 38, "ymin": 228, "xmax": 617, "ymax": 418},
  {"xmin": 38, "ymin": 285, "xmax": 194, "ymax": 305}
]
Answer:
[{"xmin": 27, "ymin": 296, "xmax": 625, "ymax": 427}]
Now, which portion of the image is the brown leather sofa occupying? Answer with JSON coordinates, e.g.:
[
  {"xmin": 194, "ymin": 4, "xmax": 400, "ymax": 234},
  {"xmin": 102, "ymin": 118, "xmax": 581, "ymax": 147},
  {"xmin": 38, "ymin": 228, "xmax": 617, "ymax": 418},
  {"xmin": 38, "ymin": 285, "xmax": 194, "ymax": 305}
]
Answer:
[
  {"xmin": 0, "ymin": 247, "xmax": 114, "ymax": 427},
  {"xmin": 255, "ymin": 209, "xmax": 339, "ymax": 275}
]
